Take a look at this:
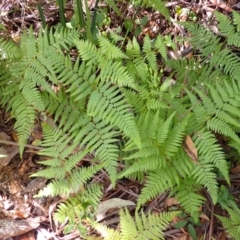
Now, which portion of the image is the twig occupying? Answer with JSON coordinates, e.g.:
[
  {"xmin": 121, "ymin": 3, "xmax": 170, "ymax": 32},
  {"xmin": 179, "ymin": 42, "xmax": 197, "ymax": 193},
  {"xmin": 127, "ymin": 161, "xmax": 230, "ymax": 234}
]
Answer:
[
  {"xmin": 0, "ymin": 139, "xmax": 43, "ymax": 151},
  {"xmin": 208, "ymin": 200, "xmax": 215, "ymax": 240}
]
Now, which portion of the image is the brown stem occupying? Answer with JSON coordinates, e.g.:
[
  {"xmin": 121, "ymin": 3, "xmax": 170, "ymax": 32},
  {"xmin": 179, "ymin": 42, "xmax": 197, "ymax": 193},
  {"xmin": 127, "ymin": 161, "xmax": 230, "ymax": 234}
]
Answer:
[{"xmin": 0, "ymin": 139, "xmax": 43, "ymax": 150}]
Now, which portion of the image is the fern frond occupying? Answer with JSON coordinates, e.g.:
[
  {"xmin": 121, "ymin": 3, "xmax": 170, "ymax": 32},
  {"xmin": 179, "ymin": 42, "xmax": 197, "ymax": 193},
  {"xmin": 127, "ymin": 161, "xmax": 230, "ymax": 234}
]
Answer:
[
  {"xmin": 216, "ymin": 204, "xmax": 240, "ymax": 240},
  {"xmin": 91, "ymin": 222, "xmax": 122, "ymax": 240},
  {"xmin": 193, "ymin": 129, "xmax": 229, "ymax": 182},
  {"xmin": 154, "ymin": 35, "xmax": 168, "ymax": 61},
  {"xmin": 0, "ymin": 37, "xmax": 21, "ymax": 59},
  {"xmin": 172, "ymin": 178, "xmax": 205, "ymax": 219},
  {"xmin": 75, "ymin": 117, "xmax": 119, "ymax": 183},
  {"xmin": 207, "ymin": 117, "xmax": 240, "ymax": 144},
  {"xmin": 98, "ymin": 36, "xmax": 128, "ymax": 59},
  {"xmin": 233, "ymin": 10, "xmax": 240, "ymax": 32},
  {"xmin": 161, "ymin": 116, "xmax": 188, "ymax": 158},
  {"xmin": 143, "ymin": 34, "xmax": 157, "ymax": 70},
  {"xmin": 191, "ymin": 164, "xmax": 218, "ymax": 203},
  {"xmin": 87, "ymin": 82, "xmax": 141, "ymax": 149},
  {"xmin": 35, "ymin": 164, "xmax": 102, "ymax": 197},
  {"xmin": 137, "ymin": 164, "xmax": 180, "ymax": 207},
  {"xmin": 54, "ymin": 183, "xmax": 102, "ymax": 222},
  {"xmin": 215, "ymin": 12, "xmax": 235, "ymax": 36},
  {"xmin": 120, "ymin": 209, "xmax": 178, "ymax": 240},
  {"xmin": 92, "ymin": 209, "xmax": 179, "ymax": 240},
  {"xmin": 10, "ymin": 94, "xmax": 36, "ymax": 152}
]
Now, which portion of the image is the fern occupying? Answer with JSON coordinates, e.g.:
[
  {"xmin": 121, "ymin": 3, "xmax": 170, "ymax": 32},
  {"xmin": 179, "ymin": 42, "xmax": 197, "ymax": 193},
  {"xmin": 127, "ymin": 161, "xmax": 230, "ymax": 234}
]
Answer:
[{"xmin": 3, "ymin": 6, "xmax": 240, "ymax": 238}]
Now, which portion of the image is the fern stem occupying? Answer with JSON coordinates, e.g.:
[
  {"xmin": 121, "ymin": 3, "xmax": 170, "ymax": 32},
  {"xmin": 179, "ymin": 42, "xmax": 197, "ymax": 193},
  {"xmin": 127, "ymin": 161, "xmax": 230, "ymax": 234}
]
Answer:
[
  {"xmin": 58, "ymin": 0, "xmax": 66, "ymax": 26},
  {"xmin": 90, "ymin": 0, "xmax": 100, "ymax": 34},
  {"xmin": 37, "ymin": 3, "xmax": 47, "ymax": 28},
  {"xmin": 120, "ymin": 0, "xmax": 143, "ymax": 48}
]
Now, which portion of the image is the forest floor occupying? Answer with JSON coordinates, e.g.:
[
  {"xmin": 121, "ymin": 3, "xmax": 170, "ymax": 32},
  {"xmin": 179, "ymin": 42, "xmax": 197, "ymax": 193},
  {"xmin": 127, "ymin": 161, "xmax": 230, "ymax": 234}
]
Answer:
[{"xmin": 0, "ymin": 0, "xmax": 240, "ymax": 239}]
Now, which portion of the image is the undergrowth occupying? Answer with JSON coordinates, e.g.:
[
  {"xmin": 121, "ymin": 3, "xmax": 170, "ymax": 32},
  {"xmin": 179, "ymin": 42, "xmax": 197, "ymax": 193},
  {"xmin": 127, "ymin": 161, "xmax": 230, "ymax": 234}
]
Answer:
[{"xmin": 1, "ymin": 1, "xmax": 240, "ymax": 239}]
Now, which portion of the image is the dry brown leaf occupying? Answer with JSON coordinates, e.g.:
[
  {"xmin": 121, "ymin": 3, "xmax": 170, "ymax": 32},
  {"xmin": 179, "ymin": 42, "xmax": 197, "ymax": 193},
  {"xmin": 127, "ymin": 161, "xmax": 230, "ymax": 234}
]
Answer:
[
  {"xmin": 209, "ymin": 0, "xmax": 232, "ymax": 12},
  {"xmin": 183, "ymin": 135, "xmax": 198, "ymax": 163},
  {"xmin": 230, "ymin": 165, "xmax": 240, "ymax": 173},
  {"xmin": 0, "ymin": 217, "xmax": 40, "ymax": 238},
  {"xmin": 165, "ymin": 197, "xmax": 179, "ymax": 206},
  {"xmin": 96, "ymin": 198, "xmax": 135, "ymax": 221},
  {"xmin": 218, "ymin": 232, "xmax": 227, "ymax": 240},
  {"xmin": 0, "ymin": 145, "xmax": 19, "ymax": 168},
  {"xmin": 199, "ymin": 213, "xmax": 210, "ymax": 221},
  {"xmin": 12, "ymin": 130, "xmax": 19, "ymax": 142},
  {"xmin": 0, "ymin": 132, "xmax": 11, "ymax": 141},
  {"xmin": 177, "ymin": 235, "xmax": 189, "ymax": 240}
]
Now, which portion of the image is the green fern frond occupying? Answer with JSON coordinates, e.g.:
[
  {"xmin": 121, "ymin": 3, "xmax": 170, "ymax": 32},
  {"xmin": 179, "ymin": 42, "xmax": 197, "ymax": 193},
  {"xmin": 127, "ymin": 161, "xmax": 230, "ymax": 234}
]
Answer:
[
  {"xmin": 91, "ymin": 222, "xmax": 122, "ymax": 240},
  {"xmin": 216, "ymin": 204, "xmax": 240, "ymax": 240},
  {"xmin": 215, "ymin": 12, "xmax": 235, "ymax": 36},
  {"xmin": 98, "ymin": 36, "xmax": 128, "ymax": 59},
  {"xmin": 154, "ymin": 35, "xmax": 168, "ymax": 61},
  {"xmin": 75, "ymin": 117, "xmax": 119, "ymax": 183},
  {"xmin": 0, "ymin": 37, "xmax": 21, "ymax": 59},
  {"xmin": 120, "ymin": 209, "xmax": 178, "ymax": 240},
  {"xmin": 193, "ymin": 129, "xmax": 229, "ymax": 182},
  {"xmin": 143, "ymin": 34, "xmax": 157, "ymax": 70},
  {"xmin": 35, "ymin": 164, "xmax": 102, "ymax": 197},
  {"xmin": 191, "ymin": 164, "xmax": 218, "ymax": 203},
  {"xmin": 233, "ymin": 10, "xmax": 240, "ymax": 32},
  {"xmin": 11, "ymin": 94, "xmax": 36, "ymax": 152},
  {"xmin": 92, "ymin": 209, "xmax": 179, "ymax": 240},
  {"xmin": 172, "ymin": 178, "xmax": 205, "ymax": 219},
  {"xmin": 105, "ymin": 0, "xmax": 121, "ymax": 16},
  {"xmin": 137, "ymin": 164, "xmax": 180, "ymax": 207},
  {"xmin": 161, "ymin": 117, "xmax": 188, "ymax": 158},
  {"xmin": 87, "ymin": 82, "xmax": 141, "ymax": 149},
  {"xmin": 54, "ymin": 183, "xmax": 102, "ymax": 223},
  {"xmin": 75, "ymin": 37, "xmax": 137, "ymax": 89},
  {"xmin": 207, "ymin": 117, "xmax": 240, "ymax": 144}
]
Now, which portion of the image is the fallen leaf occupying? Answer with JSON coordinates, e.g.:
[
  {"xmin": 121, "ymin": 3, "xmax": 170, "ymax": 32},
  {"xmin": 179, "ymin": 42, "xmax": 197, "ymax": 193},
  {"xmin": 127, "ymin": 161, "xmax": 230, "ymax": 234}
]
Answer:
[
  {"xmin": 165, "ymin": 197, "xmax": 179, "ymax": 206},
  {"xmin": 0, "ymin": 145, "xmax": 19, "ymax": 169},
  {"xmin": 209, "ymin": 0, "xmax": 232, "ymax": 12},
  {"xmin": 199, "ymin": 213, "xmax": 210, "ymax": 221},
  {"xmin": 0, "ymin": 217, "xmax": 40, "ymax": 238},
  {"xmin": 177, "ymin": 235, "xmax": 188, "ymax": 240},
  {"xmin": 96, "ymin": 198, "xmax": 135, "ymax": 221},
  {"xmin": 183, "ymin": 135, "xmax": 198, "ymax": 163},
  {"xmin": 0, "ymin": 132, "xmax": 11, "ymax": 141},
  {"xmin": 218, "ymin": 232, "xmax": 227, "ymax": 240},
  {"xmin": 230, "ymin": 165, "xmax": 240, "ymax": 174}
]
